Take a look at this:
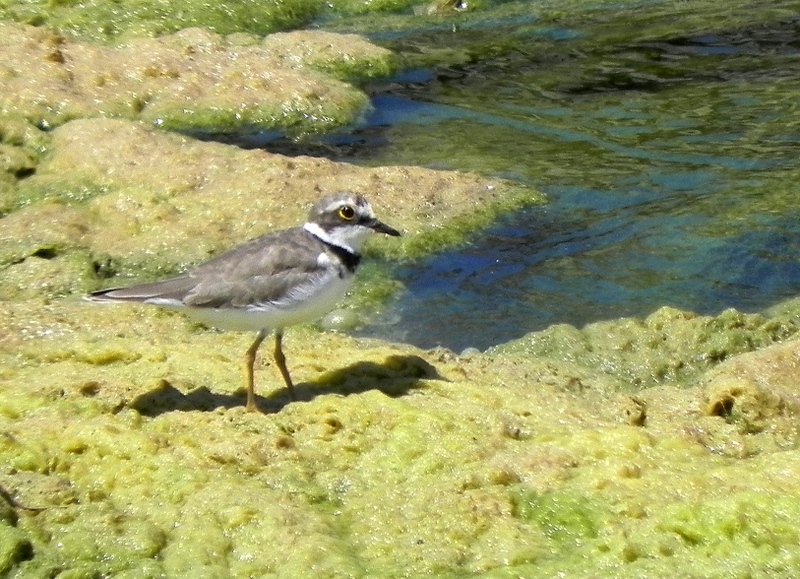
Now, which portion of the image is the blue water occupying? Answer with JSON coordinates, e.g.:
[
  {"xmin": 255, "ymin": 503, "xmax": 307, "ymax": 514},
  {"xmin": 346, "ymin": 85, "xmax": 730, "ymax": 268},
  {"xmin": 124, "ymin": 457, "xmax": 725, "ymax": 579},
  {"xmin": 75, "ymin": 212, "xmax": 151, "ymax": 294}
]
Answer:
[
  {"xmin": 341, "ymin": 29, "xmax": 800, "ymax": 350},
  {"xmin": 369, "ymin": 182, "xmax": 800, "ymax": 350},
  {"xmin": 249, "ymin": 8, "xmax": 800, "ymax": 352}
]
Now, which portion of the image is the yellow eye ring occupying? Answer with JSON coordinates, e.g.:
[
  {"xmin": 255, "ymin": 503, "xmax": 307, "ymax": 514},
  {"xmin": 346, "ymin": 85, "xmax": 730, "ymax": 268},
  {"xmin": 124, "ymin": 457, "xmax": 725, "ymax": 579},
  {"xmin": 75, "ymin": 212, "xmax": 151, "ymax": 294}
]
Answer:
[{"xmin": 338, "ymin": 205, "xmax": 356, "ymax": 220}]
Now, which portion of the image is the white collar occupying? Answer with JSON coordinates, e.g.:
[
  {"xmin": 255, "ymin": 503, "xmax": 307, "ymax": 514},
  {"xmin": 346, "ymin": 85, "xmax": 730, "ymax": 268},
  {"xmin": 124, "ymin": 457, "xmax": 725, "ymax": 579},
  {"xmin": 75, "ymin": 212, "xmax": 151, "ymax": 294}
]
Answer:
[{"xmin": 303, "ymin": 222, "xmax": 358, "ymax": 254}]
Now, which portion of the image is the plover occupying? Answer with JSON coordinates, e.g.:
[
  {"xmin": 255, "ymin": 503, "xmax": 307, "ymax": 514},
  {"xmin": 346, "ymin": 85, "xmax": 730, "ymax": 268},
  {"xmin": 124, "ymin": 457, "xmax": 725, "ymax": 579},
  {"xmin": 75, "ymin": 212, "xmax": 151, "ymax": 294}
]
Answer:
[{"xmin": 87, "ymin": 192, "xmax": 401, "ymax": 411}]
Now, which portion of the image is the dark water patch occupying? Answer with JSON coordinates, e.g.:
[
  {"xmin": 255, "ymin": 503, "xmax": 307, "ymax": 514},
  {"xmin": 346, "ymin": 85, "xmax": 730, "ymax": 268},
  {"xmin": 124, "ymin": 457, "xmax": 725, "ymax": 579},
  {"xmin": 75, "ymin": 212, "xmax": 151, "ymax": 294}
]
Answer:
[
  {"xmin": 364, "ymin": 192, "xmax": 800, "ymax": 351},
  {"xmin": 350, "ymin": 28, "xmax": 800, "ymax": 350}
]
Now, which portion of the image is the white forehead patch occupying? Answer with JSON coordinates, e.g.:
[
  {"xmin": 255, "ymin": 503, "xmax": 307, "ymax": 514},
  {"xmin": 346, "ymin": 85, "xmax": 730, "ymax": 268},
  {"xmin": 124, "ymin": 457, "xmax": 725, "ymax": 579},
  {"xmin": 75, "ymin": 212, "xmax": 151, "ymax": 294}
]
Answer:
[
  {"xmin": 323, "ymin": 197, "xmax": 374, "ymax": 218},
  {"xmin": 323, "ymin": 199, "xmax": 344, "ymax": 213}
]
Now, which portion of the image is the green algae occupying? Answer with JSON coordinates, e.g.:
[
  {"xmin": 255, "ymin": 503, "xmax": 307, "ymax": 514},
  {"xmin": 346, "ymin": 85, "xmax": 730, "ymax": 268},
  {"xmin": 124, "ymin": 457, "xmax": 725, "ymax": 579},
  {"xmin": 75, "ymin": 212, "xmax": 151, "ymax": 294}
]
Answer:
[
  {"xmin": 0, "ymin": 118, "xmax": 50, "ymax": 216},
  {"xmin": 0, "ymin": 0, "xmax": 521, "ymax": 42},
  {"xmin": 0, "ymin": 23, "xmax": 395, "ymax": 137},
  {"xmin": 3, "ymin": 302, "xmax": 797, "ymax": 577},
  {"xmin": 2, "ymin": 0, "xmax": 800, "ymax": 577},
  {"xmin": 261, "ymin": 31, "xmax": 398, "ymax": 83},
  {"xmin": 0, "ymin": 117, "xmax": 534, "ymax": 307},
  {"xmin": 0, "ymin": 524, "xmax": 31, "ymax": 576},
  {"xmin": 490, "ymin": 306, "xmax": 800, "ymax": 391},
  {"xmin": 3, "ymin": 294, "xmax": 800, "ymax": 577},
  {"xmin": 512, "ymin": 490, "xmax": 604, "ymax": 544},
  {"xmin": 352, "ymin": 46, "xmax": 800, "ymax": 214},
  {"xmin": 3, "ymin": 0, "xmax": 326, "ymax": 41},
  {"xmin": 328, "ymin": 0, "xmax": 800, "ymax": 68}
]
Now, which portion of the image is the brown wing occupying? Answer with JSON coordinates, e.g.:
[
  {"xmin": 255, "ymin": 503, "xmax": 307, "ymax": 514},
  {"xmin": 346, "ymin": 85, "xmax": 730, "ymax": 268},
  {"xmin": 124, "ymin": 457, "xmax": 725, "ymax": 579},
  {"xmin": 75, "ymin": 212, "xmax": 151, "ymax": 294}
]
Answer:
[
  {"xmin": 88, "ymin": 228, "xmax": 337, "ymax": 309},
  {"xmin": 87, "ymin": 275, "xmax": 198, "ymax": 304},
  {"xmin": 184, "ymin": 229, "xmax": 335, "ymax": 308}
]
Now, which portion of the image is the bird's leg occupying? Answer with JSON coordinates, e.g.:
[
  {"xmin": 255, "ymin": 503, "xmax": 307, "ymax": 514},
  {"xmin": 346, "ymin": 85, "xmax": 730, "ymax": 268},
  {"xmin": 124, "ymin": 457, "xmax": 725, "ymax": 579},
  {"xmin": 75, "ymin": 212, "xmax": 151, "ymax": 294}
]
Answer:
[
  {"xmin": 244, "ymin": 329, "xmax": 268, "ymax": 412},
  {"xmin": 273, "ymin": 329, "xmax": 297, "ymax": 401}
]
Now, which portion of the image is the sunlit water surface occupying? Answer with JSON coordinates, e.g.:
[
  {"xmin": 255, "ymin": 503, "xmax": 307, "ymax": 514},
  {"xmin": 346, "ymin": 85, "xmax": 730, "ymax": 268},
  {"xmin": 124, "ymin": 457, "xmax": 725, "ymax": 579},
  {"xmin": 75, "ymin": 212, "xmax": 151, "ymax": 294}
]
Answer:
[{"xmin": 282, "ymin": 9, "xmax": 800, "ymax": 351}]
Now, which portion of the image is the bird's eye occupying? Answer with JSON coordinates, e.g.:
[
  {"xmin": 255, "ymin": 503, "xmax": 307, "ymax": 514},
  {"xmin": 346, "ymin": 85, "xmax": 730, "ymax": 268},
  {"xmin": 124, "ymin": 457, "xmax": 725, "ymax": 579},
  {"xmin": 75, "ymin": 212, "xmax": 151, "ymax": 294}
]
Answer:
[{"xmin": 338, "ymin": 205, "xmax": 356, "ymax": 220}]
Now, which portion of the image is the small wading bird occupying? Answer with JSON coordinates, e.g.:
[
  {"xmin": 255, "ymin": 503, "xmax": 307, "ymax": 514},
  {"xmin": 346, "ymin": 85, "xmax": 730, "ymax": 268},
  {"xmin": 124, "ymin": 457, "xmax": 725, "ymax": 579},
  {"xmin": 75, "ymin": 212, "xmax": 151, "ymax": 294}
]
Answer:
[{"xmin": 87, "ymin": 193, "xmax": 401, "ymax": 411}]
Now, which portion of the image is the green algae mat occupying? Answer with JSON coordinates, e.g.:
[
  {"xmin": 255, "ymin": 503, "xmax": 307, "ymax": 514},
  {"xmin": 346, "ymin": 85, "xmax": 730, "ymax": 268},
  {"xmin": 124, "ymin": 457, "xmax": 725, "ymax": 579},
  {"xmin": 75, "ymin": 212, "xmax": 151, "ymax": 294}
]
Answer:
[
  {"xmin": 3, "ymin": 0, "xmax": 800, "ymax": 576},
  {"xmin": 3, "ymin": 301, "xmax": 800, "ymax": 577}
]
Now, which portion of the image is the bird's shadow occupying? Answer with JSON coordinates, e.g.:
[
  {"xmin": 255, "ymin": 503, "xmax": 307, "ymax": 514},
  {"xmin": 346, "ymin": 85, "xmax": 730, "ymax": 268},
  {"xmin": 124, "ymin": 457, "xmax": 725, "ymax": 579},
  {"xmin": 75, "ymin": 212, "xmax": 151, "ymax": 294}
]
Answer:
[{"xmin": 129, "ymin": 354, "xmax": 445, "ymax": 416}]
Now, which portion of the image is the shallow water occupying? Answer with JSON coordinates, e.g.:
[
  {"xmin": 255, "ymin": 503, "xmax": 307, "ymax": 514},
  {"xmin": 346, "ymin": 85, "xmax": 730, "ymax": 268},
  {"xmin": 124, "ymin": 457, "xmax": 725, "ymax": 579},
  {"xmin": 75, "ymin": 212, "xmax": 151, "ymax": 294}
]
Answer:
[
  {"xmin": 238, "ymin": 3, "xmax": 800, "ymax": 351},
  {"xmin": 323, "ymin": 8, "xmax": 800, "ymax": 351}
]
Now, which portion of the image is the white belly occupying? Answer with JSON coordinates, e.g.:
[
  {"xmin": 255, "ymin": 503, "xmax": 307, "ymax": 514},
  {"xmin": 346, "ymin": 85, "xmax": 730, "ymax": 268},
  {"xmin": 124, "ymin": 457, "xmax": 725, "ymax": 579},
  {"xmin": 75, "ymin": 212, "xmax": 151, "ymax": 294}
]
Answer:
[{"xmin": 181, "ymin": 274, "xmax": 353, "ymax": 332}]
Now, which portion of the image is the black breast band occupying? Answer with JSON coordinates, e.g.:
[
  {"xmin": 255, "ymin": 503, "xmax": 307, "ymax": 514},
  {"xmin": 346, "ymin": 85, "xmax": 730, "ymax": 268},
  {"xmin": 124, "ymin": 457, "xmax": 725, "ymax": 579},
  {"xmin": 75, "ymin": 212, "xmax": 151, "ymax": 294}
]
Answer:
[{"xmin": 324, "ymin": 243, "xmax": 361, "ymax": 274}]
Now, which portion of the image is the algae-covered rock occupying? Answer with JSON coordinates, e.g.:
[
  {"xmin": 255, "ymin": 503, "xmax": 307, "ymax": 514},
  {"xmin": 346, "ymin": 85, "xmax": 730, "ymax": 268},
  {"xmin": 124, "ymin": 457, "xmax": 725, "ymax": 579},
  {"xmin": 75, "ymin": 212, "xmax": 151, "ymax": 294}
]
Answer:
[
  {"xmin": 2, "ymin": 0, "xmax": 800, "ymax": 575},
  {"xmin": 2, "ymin": 0, "xmax": 325, "ymax": 41},
  {"xmin": 1, "ymin": 117, "xmax": 533, "ymax": 303},
  {"xmin": 0, "ymin": 202, "xmax": 95, "ymax": 299},
  {"xmin": 0, "ymin": 117, "xmax": 50, "ymax": 216},
  {"xmin": 491, "ymin": 306, "xmax": 799, "ymax": 391},
  {"xmin": 3, "ymin": 294, "xmax": 800, "ymax": 577},
  {"xmin": 0, "ymin": 523, "xmax": 32, "ymax": 575},
  {"xmin": 0, "ymin": 0, "xmax": 502, "ymax": 41},
  {"xmin": 696, "ymin": 337, "xmax": 800, "ymax": 455},
  {"xmin": 0, "ymin": 22, "xmax": 393, "ymax": 135},
  {"xmin": 261, "ymin": 30, "xmax": 398, "ymax": 82},
  {"xmin": 0, "ymin": 23, "xmax": 400, "ymax": 213}
]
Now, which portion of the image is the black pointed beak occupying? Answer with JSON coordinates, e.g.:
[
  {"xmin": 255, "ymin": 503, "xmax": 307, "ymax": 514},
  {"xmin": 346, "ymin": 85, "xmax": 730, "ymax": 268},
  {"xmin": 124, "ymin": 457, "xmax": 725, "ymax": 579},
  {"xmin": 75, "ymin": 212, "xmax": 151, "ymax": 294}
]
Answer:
[{"xmin": 368, "ymin": 218, "xmax": 401, "ymax": 237}]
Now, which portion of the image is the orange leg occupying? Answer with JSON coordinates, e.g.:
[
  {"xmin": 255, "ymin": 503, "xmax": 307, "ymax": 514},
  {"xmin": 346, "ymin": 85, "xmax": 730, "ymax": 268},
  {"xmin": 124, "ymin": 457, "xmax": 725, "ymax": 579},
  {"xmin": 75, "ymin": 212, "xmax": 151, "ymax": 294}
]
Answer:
[
  {"xmin": 244, "ymin": 329, "xmax": 268, "ymax": 412},
  {"xmin": 273, "ymin": 329, "xmax": 297, "ymax": 401}
]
